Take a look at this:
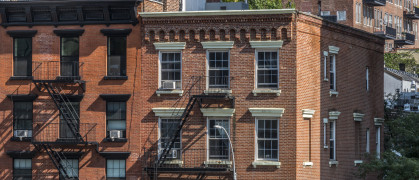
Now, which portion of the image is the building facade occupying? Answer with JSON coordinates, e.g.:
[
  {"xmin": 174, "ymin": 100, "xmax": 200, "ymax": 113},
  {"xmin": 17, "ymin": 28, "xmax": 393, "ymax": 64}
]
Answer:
[{"xmin": 0, "ymin": 0, "xmax": 384, "ymax": 180}]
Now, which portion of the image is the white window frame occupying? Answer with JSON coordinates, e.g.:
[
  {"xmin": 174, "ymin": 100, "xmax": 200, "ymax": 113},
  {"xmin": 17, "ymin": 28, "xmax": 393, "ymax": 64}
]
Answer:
[
  {"xmin": 329, "ymin": 54, "xmax": 337, "ymax": 91},
  {"xmin": 330, "ymin": 120, "xmax": 336, "ymax": 160},
  {"xmin": 254, "ymin": 118, "xmax": 279, "ymax": 161},
  {"xmin": 255, "ymin": 49, "xmax": 280, "ymax": 89},
  {"xmin": 158, "ymin": 118, "xmax": 182, "ymax": 159},
  {"xmin": 366, "ymin": 128, "xmax": 370, "ymax": 153},
  {"xmin": 158, "ymin": 51, "xmax": 182, "ymax": 90},
  {"xmin": 376, "ymin": 126, "xmax": 381, "ymax": 158},
  {"xmin": 206, "ymin": 117, "xmax": 230, "ymax": 161},
  {"xmin": 366, "ymin": 67, "xmax": 369, "ymax": 91},
  {"xmin": 323, "ymin": 51, "xmax": 328, "ymax": 81},
  {"xmin": 337, "ymin": 11, "xmax": 346, "ymax": 21},
  {"xmin": 206, "ymin": 50, "xmax": 231, "ymax": 90}
]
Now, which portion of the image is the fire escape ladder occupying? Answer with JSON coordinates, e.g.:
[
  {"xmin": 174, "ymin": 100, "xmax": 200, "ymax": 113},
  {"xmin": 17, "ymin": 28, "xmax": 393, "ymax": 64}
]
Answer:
[
  {"xmin": 43, "ymin": 83, "xmax": 83, "ymax": 142},
  {"xmin": 41, "ymin": 144, "xmax": 77, "ymax": 179}
]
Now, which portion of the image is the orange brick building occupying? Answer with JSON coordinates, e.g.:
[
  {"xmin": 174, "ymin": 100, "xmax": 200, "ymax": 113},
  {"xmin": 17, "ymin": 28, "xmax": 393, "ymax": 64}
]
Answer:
[{"xmin": 0, "ymin": 0, "xmax": 384, "ymax": 180}]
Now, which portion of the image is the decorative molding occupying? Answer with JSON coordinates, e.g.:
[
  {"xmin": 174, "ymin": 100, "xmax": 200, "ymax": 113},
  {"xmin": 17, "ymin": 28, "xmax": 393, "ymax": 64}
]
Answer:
[
  {"xmin": 329, "ymin": 46, "xmax": 340, "ymax": 54},
  {"xmin": 140, "ymin": 9, "xmax": 297, "ymax": 17},
  {"xmin": 374, "ymin": 118, "xmax": 385, "ymax": 126},
  {"xmin": 156, "ymin": 89, "xmax": 184, "ymax": 96},
  {"xmin": 252, "ymin": 161, "xmax": 281, "ymax": 168},
  {"xmin": 302, "ymin": 109, "xmax": 315, "ymax": 119},
  {"xmin": 200, "ymin": 108, "xmax": 235, "ymax": 117},
  {"xmin": 100, "ymin": 29, "xmax": 132, "ymax": 36},
  {"xmin": 353, "ymin": 113, "xmax": 365, "ymax": 122},
  {"xmin": 99, "ymin": 152, "xmax": 130, "ymax": 159},
  {"xmin": 53, "ymin": 29, "xmax": 84, "ymax": 37},
  {"xmin": 100, "ymin": 94, "xmax": 131, "ymax": 102},
  {"xmin": 354, "ymin": 160, "xmax": 363, "ymax": 166},
  {"xmin": 303, "ymin": 162, "xmax": 313, "ymax": 167},
  {"xmin": 329, "ymin": 111, "xmax": 341, "ymax": 120},
  {"xmin": 329, "ymin": 160, "xmax": 339, "ymax": 167},
  {"xmin": 153, "ymin": 42, "xmax": 186, "ymax": 50},
  {"xmin": 201, "ymin": 41, "xmax": 234, "ymax": 49},
  {"xmin": 329, "ymin": 90, "xmax": 339, "ymax": 97},
  {"xmin": 152, "ymin": 108, "xmax": 185, "ymax": 117},
  {"xmin": 249, "ymin": 108, "xmax": 285, "ymax": 117},
  {"xmin": 252, "ymin": 89, "xmax": 281, "ymax": 96},
  {"xmin": 7, "ymin": 30, "xmax": 37, "ymax": 37},
  {"xmin": 250, "ymin": 41, "xmax": 284, "ymax": 49},
  {"xmin": 204, "ymin": 89, "xmax": 232, "ymax": 95}
]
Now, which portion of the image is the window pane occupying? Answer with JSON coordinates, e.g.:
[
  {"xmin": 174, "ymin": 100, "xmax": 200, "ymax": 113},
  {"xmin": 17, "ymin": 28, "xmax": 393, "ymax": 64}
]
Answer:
[
  {"xmin": 256, "ymin": 119, "xmax": 279, "ymax": 160},
  {"xmin": 61, "ymin": 37, "xmax": 79, "ymax": 57},
  {"xmin": 159, "ymin": 119, "xmax": 181, "ymax": 150},
  {"xmin": 14, "ymin": 38, "xmax": 32, "ymax": 57},
  {"xmin": 107, "ymin": 160, "xmax": 125, "ymax": 178},
  {"xmin": 208, "ymin": 119, "xmax": 230, "ymax": 160}
]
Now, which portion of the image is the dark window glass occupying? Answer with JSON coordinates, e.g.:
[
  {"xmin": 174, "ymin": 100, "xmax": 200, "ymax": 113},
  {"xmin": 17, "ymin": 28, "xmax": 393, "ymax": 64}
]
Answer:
[
  {"xmin": 208, "ymin": 119, "xmax": 229, "ymax": 160},
  {"xmin": 106, "ymin": 102, "xmax": 126, "ymax": 138},
  {"xmin": 257, "ymin": 51, "xmax": 278, "ymax": 88},
  {"xmin": 13, "ymin": 38, "xmax": 32, "ymax": 76},
  {"xmin": 13, "ymin": 159, "xmax": 32, "ymax": 180},
  {"xmin": 208, "ymin": 51, "xmax": 229, "ymax": 89},
  {"xmin": 13, "ymin": 102, "xmax": 33, "ymax": 137},
  {"xmin": 61, "ymin": 37, "xmax": 79, "ymax": 77},
  {"xmin": 59, "ymin": 102, "xmax": 80, "ymax": 139},
  {"xmin": 107, "ymin": 37, "xmax": 127, "ymax": 76},
  {"xmin": 106, "ymin": 159, "xmax": 126, "ymax": 179}
]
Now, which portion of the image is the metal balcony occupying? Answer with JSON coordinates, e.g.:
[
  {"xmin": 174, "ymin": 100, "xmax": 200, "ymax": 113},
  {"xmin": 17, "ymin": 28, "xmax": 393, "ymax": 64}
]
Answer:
[
  {"xmin": 32, "ymin": 61, "xmax": 84, "ymax": 83},
  {"xmin": 363, "ymin": 0, "xmax": 386, "ymax": 6},
  {"xmin": 395, "ymin": 32, "xmax": 415, "ymax": 45},
  {"xmin": 404, "ymin": 7, "xmax": 419, "ymax": 19},
  {"xmin": 32, "ymin": 123, "xmax": 97, "ymax": 145},
  {"xmin": 374, "ymin": 26, "xmax": 397, "ymax": 40}
]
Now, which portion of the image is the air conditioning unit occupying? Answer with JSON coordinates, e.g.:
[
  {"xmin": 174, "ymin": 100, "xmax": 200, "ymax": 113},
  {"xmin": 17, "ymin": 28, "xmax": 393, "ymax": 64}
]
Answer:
[
  {"xmin": 167, "ymin": 149, "xmax": 178, "ymax": 159},
  {"xmin": 162, "ymin": 81, "xmax": 176, "ymax": 90},
  {"xmin": 15, "ymin": 130, "xmax": 29, "ymax": 138},
  {"xmin": 109, "ymin": 130, "xmax": 122, "ymax": 139}
]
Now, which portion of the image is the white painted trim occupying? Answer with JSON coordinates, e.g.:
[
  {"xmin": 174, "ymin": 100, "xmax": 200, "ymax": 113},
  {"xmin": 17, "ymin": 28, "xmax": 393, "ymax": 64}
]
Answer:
[
  {"xmin": 157, "ymin": 118, "xmax": 182, "ymax": 161},
  {"xmin": 204, "ymin": 160, "xmax": 232, "ymax": 168},
  {"xmin": 206, "ymin": 118, "xmax": 231, "ymax": 162},
  {"xmin": 329, "ymin": 90, "xmax": 339, "ymax": 97},
  {"xmin": 303, "ymin": 162, "xmax": 313, "ymax": 167},
  {"xmin": 163, "ymin": 159, "xmax": 183, "ymax": 167},
  {"xmin": 323, "ymin": 51, "xmax": 329, "ymax": 56},
  {"xmin": 152, "ymin": 108, "xmax": 186, "ymax": 117},
  {"xmin": 252, "ymin": 89, "xmax": 281, "ymax": 96},
  {"xmin": 366, "ymin": 128, "xmax": 370, "ymax": 153},
  {"xmin": 329, "ymin": 46, "xmax": 340, "ymax": 54},
  {"xmin": 353, "ymin": 113, "xmax": 365, "ymax": 122},
  {"xmin": 204, "ymin": 89, "xmax": 232, "ymax": 95},
  {"xmin": 201, "ymin": 41, "xmax": 234, "ymax": 49},
  {"xmin": 158, "ymin": 51, "xmax": 182, "ymax": 90},
  {"xmin": 200, "ymin": 108, "xmax": 235, "ymax": 117},
  {"xmin": 329, "ymin": 160, "xmax": 339, "ymax": 167},
  {"xmin": 250, "ymin": 41, "xmax": 284, "ymax": 49},
  {"xmin": 354, "ymin": 160, "xmax": 363, "ymax": 166},
  {"xmin": 252, "ymin": 161, "xmax": 281, "ymax": 168},
  {"xmin": 156, "ymin": 90, "xmax": 184, "ymax": 96},
  {"xmin": 139, "ymin": 9, "xmax": 297, "ymax": 17},
  {"xmin": 206, "ymin": 50, "xmax": 231, "ymax": 90},
  {"xmin": 249, "ymin": 108, "xmax": 285, "ymax": 117},
  {"xmin": 329, "ymin": 111, "xmax": 341, "ymax": 120},
  {"xmin": 374, "ymin": 118, "xmax": 384, "ymax": 126},
  {"xmin": 254, "ymin": 49, "xmax": 280, "ymax": 90},
  {"xmin": 255, "ymin": 118, "xmax": 279, "ymax": 161},
  {"xmin": 323, "ymin": 118, "xmax": 328, "ymax": 149},
  {"xmin": 154, "ymin": 42, "xmax": 186, "ymax": 50},
  {"xmin": 302, "ymin": 109, "xmax": 315, "ymax": 119}
]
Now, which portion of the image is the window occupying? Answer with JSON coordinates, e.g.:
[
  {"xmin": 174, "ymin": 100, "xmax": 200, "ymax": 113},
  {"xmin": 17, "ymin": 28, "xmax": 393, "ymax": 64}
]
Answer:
[
  {"xmin": 256, "ymin": 51, "xmax": 279, "ymax": 89},
  {"xmin": 13, "ymin": 101, "xmax": 33, "ymax": 138},
  {"xmin": 337, "ymin": 11, "xmax": 346, "ymax": 21},
  {"xmin": 59, "ymin": 102, "xmax": 80, "ymax": 139},
  {"xmin": 389, "ymin": 14, "xmax": 392, "ymax": 28},
  {"xmin": 159, "ymin": 118, "xmax": 181, "ymax": 159},
  {"xmin": 61, "ymin": 37, "xmax": 79, "ymax": 77},
  {"xmin": 59, "ymin": 159, "xmax": 78, "ymax": 180},
  {"xmin": 160, "ymin": 52, "xmax": 181, "ymax": 89},
  {"xmin": 366, "ymin": 67, "xmax": 369, "ymax": 91},
  {"xmin": 330, "ymin": 121, "xmax": 336, "ymax": 160},
  {"xmin": 329, "ymin": 54, "xmax": 336, "ymax": 91},
  {"xmin": 320, "ymin": 11, "xmax": 330, "ymax": 16},
  {"xmin": 13, "ymin": 159, "xmax": 31, "ymax": 180},
  {"xmin": 208, "ymin": 119, "xmax": 230, "ymax": 160},
  {"xmin": 106, "ymin": 159, "xmax": 126, "ymax": 180},
  {"xmin": 13, "ymin": 38, "xmax": 32, "ymax": 77},
  {"xmin": 323, "ymin": 52, "xmax": 328, "ymax": 81},
  {"xmin": 107, "ymin": 102, "xmax": 126, "ymax": 139},
  {"xmin": 107, "ymin": 36, "xmax": 127, "ymax": 76},
  {"xmin": 356, "ymin": 3, "xmax": 360, "ymax": 23},
  {"xmin": 256, "ymin": 119, "xmax": 278, "ymax": 160},
  {"xmin": 376, "ymin": 127, "xmax": 381, "ymax": 158},
  {"xmin": 366, "ymin": 128, "xmax": 370, "ymax": 153},
  {"xmin": 363, "ymin": 5, "xmax": 367, "ymax": 25},
  {"xmin": 208, "ymin": 51, "xmax": 229, "ymax": 89}
]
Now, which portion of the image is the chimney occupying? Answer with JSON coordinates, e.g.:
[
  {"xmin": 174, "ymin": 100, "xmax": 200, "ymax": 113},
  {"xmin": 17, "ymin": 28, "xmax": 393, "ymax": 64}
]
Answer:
[{"xmin": 399, "ymin": 63, "xmax": 406, "ymax": 72}]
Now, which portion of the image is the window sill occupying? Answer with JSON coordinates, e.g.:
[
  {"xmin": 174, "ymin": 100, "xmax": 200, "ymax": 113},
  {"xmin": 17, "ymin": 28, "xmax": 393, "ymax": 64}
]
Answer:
[
  {"xmin": 252, "ymin": 89, "xmax": 281, "ymax": 96},
  {"xmin": 204, "ymin": 160, "xmax": 232, "ymax": 168},
  {"xmin": 252, "ymin": 161, "xmax": 281, "ymax": 168},
  {"xmin": 9, "ymin": 76, "xmax": 33, "ymax": 80},
  {"xmin": 303, "ymin": 161, "xmax": 313, "ymax": 167},
  {"xmin": 324, "ymin": 78, "xmax": 328, "ymax": 82},
  {"xmin": 156, "ymin": 89, "xmax": 184, "ymax": 97},
  {"xmin": 163, "ymin": 159, "xmax": 183, "ymax": 167},
  {"xmin": 329, "ymin": 90, "xmax": 339, "ymax": 97},
  {"xmin": 329, "ymin": 160, "xmax": 339, "ymax": 167},
  {"xmin": 204, "ymin": 89, "xmax": 232, "ymax": 95},
  {"xmin": 354, "ymin": 160, "xmax": 363, "ymax": 166},
  {"xmin": 10, "ymin": 137, "xmax": 31, "ymax": 142},
  {"xmin": 104, "ymin": 138, "xmax": 128, "ymax": 142},
  {"xmin": 324, "ymin": 145, "xmax": 328, "ymax": 149},
  {"xmin": 103, "ymin": 76, "xmax": 128, "ymax": 80}
]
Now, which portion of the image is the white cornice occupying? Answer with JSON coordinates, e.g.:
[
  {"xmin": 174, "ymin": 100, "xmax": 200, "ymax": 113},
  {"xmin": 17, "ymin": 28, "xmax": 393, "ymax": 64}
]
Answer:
[
  {"xmin": 249, "ymin": 108, "xmax": 285, "ymax": 117},
  {"xmin": 329, "ymin": 46, "xmax": 340, "ymax": 54},
  {"xmin": 329, "ymin": 111, "xmax": 341, "ymax": 120},
  {"xmin": 302, "ymin": 109, "xmax": 315, "ymax": 119},
  {"xmin": 353, "ymin": 113, "xmax": 365, "ymax": 122},
  {"xmin": 140, "ymin": 9, "xmax": 296, "ymax": 17},
  {"xmin": 153, "ymin": 42, "xmax": 186, "ymax": 50},
  {"xmin": 250, "ymin": 41, "xmax": 284, "ymax": 49},
  {"xmin": 152, "ymin": 108, "xmax": 185, "ymax": 117},
  {"xmin": 200, "ymin": 108, "xmax": 235, "ymax": 117},
  {"xmin": 374, "ymin": 118, "xmax": 385, "ymax": 126},
  {"xmin": 201, "ymin": 41, "xmax": 234, "ymax": 49}
]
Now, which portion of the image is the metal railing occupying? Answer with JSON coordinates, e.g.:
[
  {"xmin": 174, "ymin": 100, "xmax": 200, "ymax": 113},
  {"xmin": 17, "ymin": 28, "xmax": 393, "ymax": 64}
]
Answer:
[
  {"xmin": 32, "ymin": 123, "xmax": 96, "ymax": 143},
  {"xmin": 32, "ymin": 61, "xmax": 84, "ymax": 81}
]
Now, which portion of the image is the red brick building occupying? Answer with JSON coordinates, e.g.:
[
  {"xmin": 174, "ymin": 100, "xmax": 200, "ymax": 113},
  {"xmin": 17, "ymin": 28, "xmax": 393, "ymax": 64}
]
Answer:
[{"xmin": 0, "ymin": 0, "xmax": 384, "ymax": 180}]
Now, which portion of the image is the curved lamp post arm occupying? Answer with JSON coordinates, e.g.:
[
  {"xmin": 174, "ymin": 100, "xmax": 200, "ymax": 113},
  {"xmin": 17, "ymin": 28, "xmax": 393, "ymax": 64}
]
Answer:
[{"xmin": 214, "ymin": 125, "xmax": 237, "ymax": 180}]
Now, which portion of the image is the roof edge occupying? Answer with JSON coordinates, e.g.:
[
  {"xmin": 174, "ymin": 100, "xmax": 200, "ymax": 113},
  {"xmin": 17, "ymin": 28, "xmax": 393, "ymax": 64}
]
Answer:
[{"xmin": 139, "ymin": 9, "xmax": 297, "ymax": 17}]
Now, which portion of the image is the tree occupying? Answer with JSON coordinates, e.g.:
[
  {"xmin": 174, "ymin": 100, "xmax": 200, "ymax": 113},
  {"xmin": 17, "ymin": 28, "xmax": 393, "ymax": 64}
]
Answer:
[
  {"xmin": 384, "ymin": 51, "xmax": 418, "ymax": 74},
  {"xmin": 222, "ymin": 0, "xmax": 295, "ymax": 9}
]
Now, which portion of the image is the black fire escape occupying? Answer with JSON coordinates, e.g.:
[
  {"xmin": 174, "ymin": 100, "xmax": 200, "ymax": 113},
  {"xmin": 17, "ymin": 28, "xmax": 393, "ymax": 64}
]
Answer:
[
  {"xmin": 144, "ymin": 76, "xmax": 235, "ymax": 178},
  {"xmin": 31, "ymin": 61, "xmax": 97, "ymax": 179}
]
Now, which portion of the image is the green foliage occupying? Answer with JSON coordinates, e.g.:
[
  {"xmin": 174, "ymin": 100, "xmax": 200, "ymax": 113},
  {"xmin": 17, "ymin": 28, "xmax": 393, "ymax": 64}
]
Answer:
[
  {"xmin": 384, "ymin": 51, "xmax": 418, "ymax": 74},
  {"xmin": 221, "ymin": 0, "xmax": 295, "ymax": 9}
]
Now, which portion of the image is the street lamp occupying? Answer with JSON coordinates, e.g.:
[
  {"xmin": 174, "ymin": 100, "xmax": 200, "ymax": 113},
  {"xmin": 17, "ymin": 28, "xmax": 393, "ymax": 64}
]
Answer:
[{"xmin": 214, "ymin": 125, "xmax": 237, "ymax": 180}]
